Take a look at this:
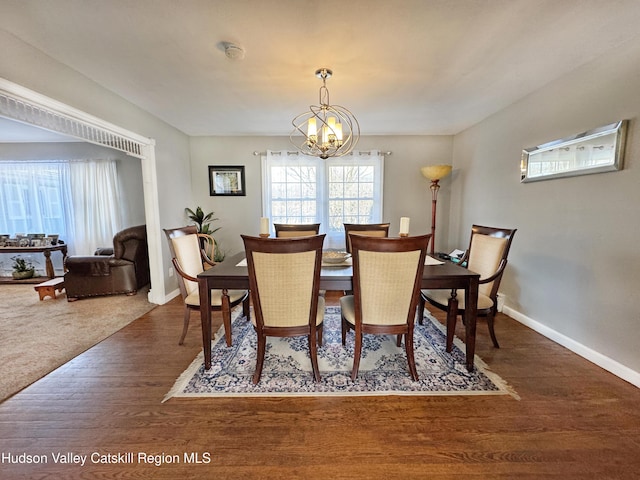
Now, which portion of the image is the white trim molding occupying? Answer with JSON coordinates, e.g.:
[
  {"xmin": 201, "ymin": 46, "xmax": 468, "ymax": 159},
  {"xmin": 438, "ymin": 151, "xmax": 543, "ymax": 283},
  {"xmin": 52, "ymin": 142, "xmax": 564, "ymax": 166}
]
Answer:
[
  {"xmin": 0, "ymin": 78, "xmax": 149, "ymax": 158},
  {"xmin": 504, "ymin": 306, "xmax": 640, "ymax": 388},
  {"xmin": 0, "ymin": 77, "xmax": 166, "ymax": 305}
]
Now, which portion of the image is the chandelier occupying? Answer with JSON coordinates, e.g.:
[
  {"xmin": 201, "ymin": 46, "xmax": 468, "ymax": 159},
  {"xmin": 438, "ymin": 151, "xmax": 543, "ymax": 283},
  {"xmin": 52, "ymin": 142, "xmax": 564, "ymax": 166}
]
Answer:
[{"xmin": 290, "ymin": 68, "xmax": 360, "ymax": 159}]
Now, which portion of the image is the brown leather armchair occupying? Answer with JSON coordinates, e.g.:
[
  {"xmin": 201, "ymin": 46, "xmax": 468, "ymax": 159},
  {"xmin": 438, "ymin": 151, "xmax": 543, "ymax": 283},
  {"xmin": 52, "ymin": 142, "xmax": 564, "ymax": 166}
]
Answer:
[{"xmin": 64, "ymin": 225, "xmax": 150, "ymax": 301}]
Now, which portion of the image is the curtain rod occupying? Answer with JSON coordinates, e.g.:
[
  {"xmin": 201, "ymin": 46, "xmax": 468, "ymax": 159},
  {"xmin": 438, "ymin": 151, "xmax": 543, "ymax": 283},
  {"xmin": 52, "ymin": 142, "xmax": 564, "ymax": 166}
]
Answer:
[{"xmin": 253, "ymin": 150, "xmax": 391, "ymax": 156}]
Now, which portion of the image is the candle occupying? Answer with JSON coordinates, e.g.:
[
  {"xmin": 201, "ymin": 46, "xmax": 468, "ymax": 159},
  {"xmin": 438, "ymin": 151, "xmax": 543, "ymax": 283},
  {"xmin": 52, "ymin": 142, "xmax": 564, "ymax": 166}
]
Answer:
[
  {"xmin": 399, "ymin": 217, "xmax": 410, "ymax": 236},
  {"xmin": 307, "ymin": 117, "xmax": 317, "ymax": 137},
  {"xmin": 260, "ymin": 217, "xmax": 269, "ymax": 235}
]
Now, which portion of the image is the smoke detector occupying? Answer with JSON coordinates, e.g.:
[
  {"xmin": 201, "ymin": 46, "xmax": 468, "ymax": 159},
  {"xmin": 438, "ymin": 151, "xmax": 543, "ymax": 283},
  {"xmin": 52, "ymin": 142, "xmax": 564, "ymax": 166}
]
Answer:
[{"xmin": 223, "ymin": 42, "xmax": 245, "ymax": 60}]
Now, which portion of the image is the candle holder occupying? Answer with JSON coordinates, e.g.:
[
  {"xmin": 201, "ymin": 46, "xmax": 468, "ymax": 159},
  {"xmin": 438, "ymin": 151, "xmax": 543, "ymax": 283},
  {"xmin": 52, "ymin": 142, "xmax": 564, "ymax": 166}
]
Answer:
[
  {"xmin": 399, "ymin": 233, "xmax": 409, "ymax": 238},
  {"xmin": 259, "ymin": 233, "xmax": 270, "ymax": 238}
]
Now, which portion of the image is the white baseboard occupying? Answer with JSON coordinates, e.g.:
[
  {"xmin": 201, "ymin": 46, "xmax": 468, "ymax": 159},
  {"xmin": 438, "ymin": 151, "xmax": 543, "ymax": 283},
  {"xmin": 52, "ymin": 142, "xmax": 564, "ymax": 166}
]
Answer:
[
  {"xmin": 154, "ymin": 288, "xmax": 180, "ymax": 305},
  {"xmin": 146, "ymin": 287, "xmax": 180, "ymax": 305},
  {"xmin": 503, "ymin": 306, "xmax": 640, "ymax": 388}
]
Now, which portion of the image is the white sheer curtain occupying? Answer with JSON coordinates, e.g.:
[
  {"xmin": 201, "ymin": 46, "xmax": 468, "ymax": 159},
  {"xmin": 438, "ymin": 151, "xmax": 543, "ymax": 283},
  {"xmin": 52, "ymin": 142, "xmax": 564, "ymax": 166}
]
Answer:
[
  {"xmin": 262, "ymin": 150, "xmax": 384, "ymax": 249},
  {"xmin": 69, "ymin": 159, "xmax": 125, "ymax": 254},
  {"xmin": 0, "ymin": 159, "xmax": 125, "ymax": 255},
  {"xmin": 0, "ymin": 160, "xmax": 75, "ymax": 250}
]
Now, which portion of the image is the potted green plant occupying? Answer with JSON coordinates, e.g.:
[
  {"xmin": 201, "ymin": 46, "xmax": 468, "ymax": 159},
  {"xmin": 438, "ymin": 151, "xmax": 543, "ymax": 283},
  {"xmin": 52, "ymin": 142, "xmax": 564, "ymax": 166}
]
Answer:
[
  {"xmin": 185, "ymin": 206, "xmax": 226, "ymax": 262},
  {"xmin": 185, "ymin": 206, "xmax": 220, "ymax": 235},
  {"xmin": 11, "ymin": 255, "xmax": 36, "ymax": 280}
]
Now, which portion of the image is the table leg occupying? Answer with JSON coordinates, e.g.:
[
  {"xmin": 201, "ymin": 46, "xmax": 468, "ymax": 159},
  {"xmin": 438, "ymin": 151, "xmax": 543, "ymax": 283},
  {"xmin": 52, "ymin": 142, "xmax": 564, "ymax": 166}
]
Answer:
[
  {"xmin": 61, "ymin": 245, "xmax": 68, "ymax": 272},
  {"xmin": 221, "ymin": 288, "xmax": 232, "ymax": 347},
  {"xmin": 43, "ymin": 250, "xmax": 54, "ymax": 278},
  {"xmin": 446, "ymin": 292, "xmax": 458, "ymax": 353},
  {"xmin": 199, "ymin": 278, "xmax": 213, "ymax": 370},
  {"xmin": 464, "ymin": 277, "xmax": 479, "ymax": 372}
]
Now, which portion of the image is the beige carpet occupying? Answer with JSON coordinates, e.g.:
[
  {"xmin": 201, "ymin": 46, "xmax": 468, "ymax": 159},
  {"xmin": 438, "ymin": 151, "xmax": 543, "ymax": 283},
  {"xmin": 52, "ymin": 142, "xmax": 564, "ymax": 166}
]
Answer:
[{"xmin": 0, "ymin": 283, "xmax": 156, "ymax": 402}]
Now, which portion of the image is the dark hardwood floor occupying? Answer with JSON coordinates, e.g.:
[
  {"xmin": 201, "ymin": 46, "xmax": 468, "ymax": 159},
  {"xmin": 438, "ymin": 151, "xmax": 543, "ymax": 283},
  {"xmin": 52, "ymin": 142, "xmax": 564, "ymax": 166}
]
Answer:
[{"xmin": 1, "ymin": 291, "xmax": 639, "ymax": 479}]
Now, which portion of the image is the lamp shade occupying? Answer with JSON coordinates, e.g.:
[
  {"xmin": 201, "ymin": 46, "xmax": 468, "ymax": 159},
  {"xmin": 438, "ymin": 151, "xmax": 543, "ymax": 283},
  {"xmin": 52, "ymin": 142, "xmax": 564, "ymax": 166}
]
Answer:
[{"xmin": 421, "ymin": 165, "xmax": 452, "ymax": 181}]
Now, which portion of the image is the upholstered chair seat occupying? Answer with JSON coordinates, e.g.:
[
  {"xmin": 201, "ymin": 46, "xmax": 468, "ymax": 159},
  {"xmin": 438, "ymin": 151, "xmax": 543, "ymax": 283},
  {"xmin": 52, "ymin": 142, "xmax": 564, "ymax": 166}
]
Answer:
[
  {"xmin": 421, "ymin": 289, "xmax": 494, "ymax": 311},
  {"xmin": 184, "ymin": 289, "xmax": 249, "ymax": 308}
]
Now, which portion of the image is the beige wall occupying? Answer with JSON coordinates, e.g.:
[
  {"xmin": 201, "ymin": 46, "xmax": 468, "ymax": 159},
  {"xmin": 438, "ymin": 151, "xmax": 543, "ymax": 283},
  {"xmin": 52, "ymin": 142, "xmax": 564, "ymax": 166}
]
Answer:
[
  {"xmin": 188, "ymin": 135, "xmax": 453, "ymax": 257},
  {"xmin": 450, "ymin": 37, "xmax": 640, "ymax": 377}
]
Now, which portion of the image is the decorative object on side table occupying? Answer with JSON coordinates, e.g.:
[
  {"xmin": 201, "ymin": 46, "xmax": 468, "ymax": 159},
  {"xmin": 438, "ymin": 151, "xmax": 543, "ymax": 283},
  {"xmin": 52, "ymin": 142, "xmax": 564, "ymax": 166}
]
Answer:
[
  {"xmin": 11, "ymin": 255, "xmax": 36, "ymax": 280},
  {"xmin": 17, "ymin": 236, "xmax": 30, "ymax": 247},
  {"xmin": 421, "ymin": 164, "xmax": 452, "ymax": 255}
]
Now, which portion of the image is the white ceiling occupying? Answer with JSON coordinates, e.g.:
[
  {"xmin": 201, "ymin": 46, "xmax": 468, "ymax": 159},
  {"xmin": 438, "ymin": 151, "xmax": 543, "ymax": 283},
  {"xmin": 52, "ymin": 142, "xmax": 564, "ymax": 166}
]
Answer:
[
  {"xmin": 2, "ymin": 0, "xmax": 640, "ymax": 140},
  {"xmin": 0, "ymin": 117, "xmax": 78, "ymax": 143}
]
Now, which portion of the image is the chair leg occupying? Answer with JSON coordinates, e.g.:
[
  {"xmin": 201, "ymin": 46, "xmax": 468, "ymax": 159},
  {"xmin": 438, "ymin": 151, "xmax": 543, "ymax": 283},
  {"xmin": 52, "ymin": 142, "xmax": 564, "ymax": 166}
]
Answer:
[
  {"xmin": 405, "ymin": 326, "xmax": 419, "ymax": 381},
  {"xmin": 446, "ymin": 297, "xmax": 458, "ymax": 353},
  {"xmin": 178, "ymin": 308, "xmax": 191, "ymax": 345},
  {"xmin": 221, "ymin": 291, "xmax": 232, "ymax": 347},
  {"xmin": 487, "ymin": 311, "xmax": 500, "ymax": 348},
  {"xmin": 317, "ymin": 323, "xmax": 323, "ymax": 347},
  {"xmin": 341, "ymin": 315, "xmax": 348, "ymax": 345},
  {"xmin": 253, "ymin": 333, "xmax": 266, "ymax": 384},
  {"xmin": 309, "ymin": 332, "xmax": 321, "ymax": 382},
  {"xmin": 396, "ymin": 334, "xmax": 402, "ymax": 347},
  {"xmin": 243, "ymin": 294, "xmax": 251, "ymax": 322},
  {"xmin": 418, "ymin": 294, "xmax": 426, "ymax": 325},
  {"xmin": 351, "ymin": 329, "xmax": 363, "ymax": 381}
]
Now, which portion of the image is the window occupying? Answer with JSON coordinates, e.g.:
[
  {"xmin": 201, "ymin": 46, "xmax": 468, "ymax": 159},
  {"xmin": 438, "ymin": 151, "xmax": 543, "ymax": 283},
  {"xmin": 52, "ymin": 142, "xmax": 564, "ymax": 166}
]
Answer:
[
  {"xmin": 262, "ymin": 151, "xmax": 384, "ymax": 248},
  {"xmin": 0, "ymin": 161, "xmax": 71, "ymax": 240},
  {"xmin": 0, "ymin": 159, "xmax": 125, "ymax": 255}
]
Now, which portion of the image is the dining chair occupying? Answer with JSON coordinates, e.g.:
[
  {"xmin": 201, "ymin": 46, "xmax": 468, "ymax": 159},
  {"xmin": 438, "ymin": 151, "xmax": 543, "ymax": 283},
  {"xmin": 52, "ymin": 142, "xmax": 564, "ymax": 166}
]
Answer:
[
  {"xmin": 418, "ymin": 224, "xmax": 517, "ymax": 348},
  {"xmin": 343, "ymin": 223, "xmax": 390, "ymax": 253},
  {"xmin": 242, "ymin": 234, "xmax": 326, "ymax": 384},
  {"xmin": 340, "ymin": 233, "xmax": 431, "ymax": 381},
  {"xmin": 164, "ymin": 226, "xmax": 249, "ymax": 346},
  {"xmin": 274, "ymin": 223, "xmax": 321, "ymax": 238}
]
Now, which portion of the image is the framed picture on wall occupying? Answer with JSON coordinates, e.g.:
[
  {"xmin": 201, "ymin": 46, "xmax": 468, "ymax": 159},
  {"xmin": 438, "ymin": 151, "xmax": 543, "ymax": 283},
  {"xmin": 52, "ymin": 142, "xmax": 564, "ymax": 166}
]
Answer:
[{"xmin": 208, "ymin": 165, "xmax": 246, "ymax": 196}]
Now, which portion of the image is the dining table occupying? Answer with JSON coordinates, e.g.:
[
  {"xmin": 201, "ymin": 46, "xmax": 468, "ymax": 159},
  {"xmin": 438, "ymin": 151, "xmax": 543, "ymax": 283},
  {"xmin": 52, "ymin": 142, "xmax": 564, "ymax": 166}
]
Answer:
[{"xmin": 198, "ymin": 252, "xmax": 480, "ymax": 372}]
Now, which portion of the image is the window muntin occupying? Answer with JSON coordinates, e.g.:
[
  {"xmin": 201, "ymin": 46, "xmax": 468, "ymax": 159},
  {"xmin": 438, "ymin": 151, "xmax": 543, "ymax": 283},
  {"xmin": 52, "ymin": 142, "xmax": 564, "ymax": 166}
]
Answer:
[{"xmin": 263, "ymin": 151, "xmax": 383, "ymax": 248}]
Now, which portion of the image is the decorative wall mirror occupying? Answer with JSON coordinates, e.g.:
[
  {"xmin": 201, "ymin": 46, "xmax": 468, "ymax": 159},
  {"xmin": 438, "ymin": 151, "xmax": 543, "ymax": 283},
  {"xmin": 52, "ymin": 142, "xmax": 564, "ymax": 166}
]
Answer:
[{"xmin": 520, "ymin": 120, "xmax": 627, "ymax": 183}]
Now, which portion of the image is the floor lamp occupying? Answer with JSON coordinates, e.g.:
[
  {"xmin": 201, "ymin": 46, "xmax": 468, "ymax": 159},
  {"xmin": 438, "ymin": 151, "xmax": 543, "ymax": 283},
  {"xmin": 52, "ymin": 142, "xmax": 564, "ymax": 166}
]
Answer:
[{"xmin": 420, "ymin": 165, "xmax": 452, "ymax": 255}]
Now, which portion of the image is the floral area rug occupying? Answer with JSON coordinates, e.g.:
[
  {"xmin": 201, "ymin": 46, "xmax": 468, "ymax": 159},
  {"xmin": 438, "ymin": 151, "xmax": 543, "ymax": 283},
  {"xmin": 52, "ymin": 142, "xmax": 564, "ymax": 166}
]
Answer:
[{"xmin": 164, "ymin": 306, "xmax": 517, "ymax": 400}]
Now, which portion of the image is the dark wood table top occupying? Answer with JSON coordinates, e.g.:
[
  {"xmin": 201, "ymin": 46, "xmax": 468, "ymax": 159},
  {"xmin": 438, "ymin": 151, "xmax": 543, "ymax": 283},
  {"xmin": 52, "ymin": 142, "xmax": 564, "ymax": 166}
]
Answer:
[
  {"xmin": 198, "ymin": 251, "xmax": 481, "ymax": 371},
  {"xmin": 198, "ymin": 252, "xmax": 479, "ymax": 290}
]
